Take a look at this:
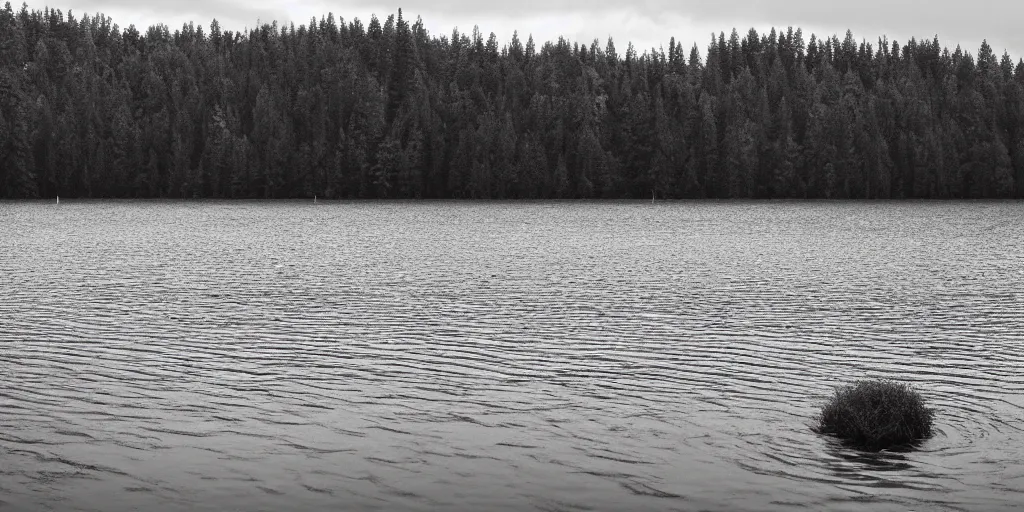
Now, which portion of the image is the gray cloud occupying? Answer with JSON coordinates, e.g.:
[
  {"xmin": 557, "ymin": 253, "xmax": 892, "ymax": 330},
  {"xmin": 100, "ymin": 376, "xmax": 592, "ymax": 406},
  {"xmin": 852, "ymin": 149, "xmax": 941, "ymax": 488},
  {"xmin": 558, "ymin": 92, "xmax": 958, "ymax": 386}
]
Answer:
[
  {"xmin": 339, "ymin": 0, "xmax": 1023, "ymax": 55},
  {"xmin": 40, "ymin": 0, "xmax": 291, "ymax": 31},
  {"xmin": 28, "ymin": 0, "xmax": 1024, "ymax": 57},
  {"xmin": 344, "ymin": 0, "xmax": 1015, "ymax": 37}
]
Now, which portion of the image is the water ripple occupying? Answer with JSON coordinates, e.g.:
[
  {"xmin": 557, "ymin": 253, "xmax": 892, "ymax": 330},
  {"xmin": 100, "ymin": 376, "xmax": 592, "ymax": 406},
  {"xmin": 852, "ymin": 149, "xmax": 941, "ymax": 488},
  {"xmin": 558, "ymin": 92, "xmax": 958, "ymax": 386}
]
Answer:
[{"xmin": 1, "ymin": 200, "xmax": 1022, "ymax": 511}]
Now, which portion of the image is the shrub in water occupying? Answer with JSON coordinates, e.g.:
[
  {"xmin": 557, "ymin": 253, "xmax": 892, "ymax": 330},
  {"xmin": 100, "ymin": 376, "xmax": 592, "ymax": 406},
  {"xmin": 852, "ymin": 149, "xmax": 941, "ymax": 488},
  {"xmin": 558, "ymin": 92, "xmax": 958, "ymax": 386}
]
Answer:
[{"xmin": 817, "ymin": 379, "xmax": 934, "ymax": 450}]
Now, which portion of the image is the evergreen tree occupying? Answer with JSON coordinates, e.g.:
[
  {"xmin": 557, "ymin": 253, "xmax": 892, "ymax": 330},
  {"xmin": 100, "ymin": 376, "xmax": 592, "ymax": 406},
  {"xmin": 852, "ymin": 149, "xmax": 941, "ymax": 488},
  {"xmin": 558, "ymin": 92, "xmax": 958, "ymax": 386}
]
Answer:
[{"xmin": 0, "ymin": 6, "xmax": 1018, "ymax": 199}]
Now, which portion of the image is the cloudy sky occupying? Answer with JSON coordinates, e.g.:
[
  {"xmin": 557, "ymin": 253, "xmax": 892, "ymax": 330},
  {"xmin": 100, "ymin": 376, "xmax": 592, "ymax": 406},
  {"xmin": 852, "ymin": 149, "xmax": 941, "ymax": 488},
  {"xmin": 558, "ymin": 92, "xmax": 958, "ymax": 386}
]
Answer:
[{"xmin": 24, "ymin": 0, "xmax": 1024, "ymax": 60}]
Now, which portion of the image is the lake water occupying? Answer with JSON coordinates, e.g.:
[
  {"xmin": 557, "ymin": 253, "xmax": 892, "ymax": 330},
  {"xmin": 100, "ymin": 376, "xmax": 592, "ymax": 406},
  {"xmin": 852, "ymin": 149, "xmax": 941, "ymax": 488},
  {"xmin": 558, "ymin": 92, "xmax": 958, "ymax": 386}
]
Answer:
[{"xmin": 1, "ymin": 200, "xmax": 1023, "ymax": 512}]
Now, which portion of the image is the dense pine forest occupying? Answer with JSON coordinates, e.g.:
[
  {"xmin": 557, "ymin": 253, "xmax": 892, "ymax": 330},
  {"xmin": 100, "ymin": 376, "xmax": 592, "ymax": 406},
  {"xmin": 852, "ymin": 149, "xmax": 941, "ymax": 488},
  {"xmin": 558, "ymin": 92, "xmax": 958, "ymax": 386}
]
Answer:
[{"xmin": 1, "ymin": 4, "xmax": 1024, "ymax": 199}]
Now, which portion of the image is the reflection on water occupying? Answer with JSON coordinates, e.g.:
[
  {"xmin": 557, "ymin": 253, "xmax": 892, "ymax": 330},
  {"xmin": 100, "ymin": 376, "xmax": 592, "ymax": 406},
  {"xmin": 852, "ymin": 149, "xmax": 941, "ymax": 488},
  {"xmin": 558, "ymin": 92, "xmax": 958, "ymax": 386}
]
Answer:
[
  {"xmin": 825, "ymin": 444, "xmax": 915, "ymax": 474},
  {"xmin": 1, "ymin": 200, "xmax": 1023, "ymax": 512}
]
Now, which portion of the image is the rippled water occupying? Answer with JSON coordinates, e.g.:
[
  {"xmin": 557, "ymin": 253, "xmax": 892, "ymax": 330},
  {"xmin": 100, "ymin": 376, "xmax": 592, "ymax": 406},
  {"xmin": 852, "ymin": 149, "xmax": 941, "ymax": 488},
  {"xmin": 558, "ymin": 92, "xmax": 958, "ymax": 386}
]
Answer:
[{"xmin": 1, "ymin": 200, "xmax": 1023, "ymax": 512}]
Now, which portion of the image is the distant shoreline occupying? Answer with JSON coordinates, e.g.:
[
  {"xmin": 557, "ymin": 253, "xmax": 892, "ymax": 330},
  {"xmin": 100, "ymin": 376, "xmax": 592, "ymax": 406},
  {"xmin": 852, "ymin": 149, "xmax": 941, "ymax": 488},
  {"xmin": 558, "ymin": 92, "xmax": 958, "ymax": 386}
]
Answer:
[
  {"xmin": 4, "ymin": 198, "xmax": 1020, "ymax": 203},
  {"xmin": 2, "ymin": 5, "xmax": 1022, "ymax": 200}
]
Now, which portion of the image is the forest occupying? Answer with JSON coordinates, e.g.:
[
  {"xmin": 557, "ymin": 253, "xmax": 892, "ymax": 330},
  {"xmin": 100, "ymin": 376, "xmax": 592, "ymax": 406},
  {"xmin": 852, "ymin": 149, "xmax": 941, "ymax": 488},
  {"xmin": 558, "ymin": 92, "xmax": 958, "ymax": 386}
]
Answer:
[{"xmin": 1, "ymin": 3, "xmax": 1024, "ymax": 199}]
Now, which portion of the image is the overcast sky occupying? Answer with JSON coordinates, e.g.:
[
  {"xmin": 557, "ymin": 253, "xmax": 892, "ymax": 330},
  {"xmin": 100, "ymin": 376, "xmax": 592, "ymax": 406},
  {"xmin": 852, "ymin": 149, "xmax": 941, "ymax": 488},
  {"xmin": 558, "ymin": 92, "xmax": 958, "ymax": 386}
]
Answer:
[{"xmin": 24, "ymin": 0, "xmax": 1024, "ymax": 61}]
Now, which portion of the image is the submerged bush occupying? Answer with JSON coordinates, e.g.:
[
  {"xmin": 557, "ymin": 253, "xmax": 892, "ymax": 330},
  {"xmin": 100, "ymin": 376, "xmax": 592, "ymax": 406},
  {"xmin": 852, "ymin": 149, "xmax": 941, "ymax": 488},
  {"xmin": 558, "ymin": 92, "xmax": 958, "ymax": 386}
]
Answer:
[{"xmin": 817, "ymin": 379, "xmax": 934, "ymax": 450}]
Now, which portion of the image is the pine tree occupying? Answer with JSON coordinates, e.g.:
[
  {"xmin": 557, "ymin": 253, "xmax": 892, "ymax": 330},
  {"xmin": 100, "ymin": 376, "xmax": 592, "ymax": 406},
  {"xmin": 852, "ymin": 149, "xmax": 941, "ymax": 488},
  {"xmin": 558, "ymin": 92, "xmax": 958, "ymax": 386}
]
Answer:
[
  {"xmin": 0, "ymin": 70, "xmax": 38, "ymax": 198},
  {"xmin": 0, "ymin": 5, "xmax": 1020, "ymax": 200}
]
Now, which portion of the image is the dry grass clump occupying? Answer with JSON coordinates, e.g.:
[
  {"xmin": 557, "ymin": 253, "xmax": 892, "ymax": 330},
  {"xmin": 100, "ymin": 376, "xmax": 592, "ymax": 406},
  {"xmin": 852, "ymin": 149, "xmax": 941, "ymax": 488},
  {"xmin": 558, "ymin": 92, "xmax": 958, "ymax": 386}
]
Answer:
[{"xmin": 817, "ymin": 379, "xmax": 934, "ymax": 450}]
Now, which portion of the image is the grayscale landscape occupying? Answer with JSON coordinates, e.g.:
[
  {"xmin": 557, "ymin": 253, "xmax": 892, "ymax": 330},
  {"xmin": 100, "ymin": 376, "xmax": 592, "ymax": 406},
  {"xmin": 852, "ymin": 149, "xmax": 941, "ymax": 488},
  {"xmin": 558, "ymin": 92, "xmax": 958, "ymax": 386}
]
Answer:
[{"xmin": 4, "ymin": 0, "xmax": 1024, "ymax": 507}]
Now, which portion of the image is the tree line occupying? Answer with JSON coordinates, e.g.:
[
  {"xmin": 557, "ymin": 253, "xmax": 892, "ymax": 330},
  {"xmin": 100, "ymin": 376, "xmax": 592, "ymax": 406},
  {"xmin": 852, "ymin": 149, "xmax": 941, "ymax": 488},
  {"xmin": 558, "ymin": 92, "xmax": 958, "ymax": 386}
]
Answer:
[{"xmin": 1, "ymin": 3, "xmax": 1023, "ymax": 199}]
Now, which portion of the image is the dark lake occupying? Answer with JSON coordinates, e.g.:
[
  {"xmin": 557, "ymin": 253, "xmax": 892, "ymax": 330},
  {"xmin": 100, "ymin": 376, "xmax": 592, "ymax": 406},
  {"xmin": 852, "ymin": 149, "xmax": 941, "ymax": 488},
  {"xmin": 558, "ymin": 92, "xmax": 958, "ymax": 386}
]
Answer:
[{"xmin": 1, "ymin": 200, "xmax": 1023, "ymax": 511}]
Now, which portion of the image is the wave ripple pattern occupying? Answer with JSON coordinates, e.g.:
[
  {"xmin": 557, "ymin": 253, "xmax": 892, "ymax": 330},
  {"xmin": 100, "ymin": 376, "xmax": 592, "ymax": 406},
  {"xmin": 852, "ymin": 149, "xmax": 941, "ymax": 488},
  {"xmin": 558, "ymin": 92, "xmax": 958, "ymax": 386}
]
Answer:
[{"xmin": 1, "ymin": 201, "xmax": 1022, "ymax": 512}]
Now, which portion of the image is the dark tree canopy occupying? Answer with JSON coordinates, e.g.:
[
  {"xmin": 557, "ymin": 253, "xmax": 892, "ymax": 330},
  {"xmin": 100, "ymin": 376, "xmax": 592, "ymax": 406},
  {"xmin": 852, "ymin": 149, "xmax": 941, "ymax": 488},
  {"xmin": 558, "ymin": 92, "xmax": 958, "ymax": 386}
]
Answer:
[{"xmin": 1, "ymin": 3, "xmax": 1023, "ymax": 199}]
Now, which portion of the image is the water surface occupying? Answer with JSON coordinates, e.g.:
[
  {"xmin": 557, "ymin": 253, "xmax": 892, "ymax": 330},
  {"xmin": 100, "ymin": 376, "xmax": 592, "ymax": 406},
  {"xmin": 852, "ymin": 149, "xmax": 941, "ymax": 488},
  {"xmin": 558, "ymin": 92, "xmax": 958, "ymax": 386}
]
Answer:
[{"xmin": 1, "ymin": 200, "xmax": 1023, "ymax": 511}]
